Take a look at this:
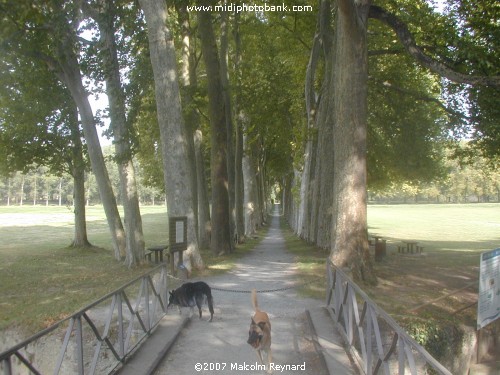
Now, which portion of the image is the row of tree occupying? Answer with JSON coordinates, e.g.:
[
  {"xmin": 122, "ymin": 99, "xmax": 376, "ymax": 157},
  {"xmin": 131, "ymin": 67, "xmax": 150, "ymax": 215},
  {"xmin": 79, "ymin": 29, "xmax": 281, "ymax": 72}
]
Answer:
[
  {"xmin": 0, "ymin": 0, "xmax": 275, "ymax": 269},
  {"xmin": 370, "ymin": 148, "xmax": 500, "ymax": 203},
  {"xmin": 0, "ymin": 152, "xmax": 164, "ymax": 206},
  {"xmin": 1, "ymin": 0, "xmax": 498, "ymax": 280},
  {"xmin": 280, "ymin": 0, "xmax": 499, "ymax": 282},
  {"xmin": 2, "ymin": 144, "xmax": 498, "ymax": 207}
]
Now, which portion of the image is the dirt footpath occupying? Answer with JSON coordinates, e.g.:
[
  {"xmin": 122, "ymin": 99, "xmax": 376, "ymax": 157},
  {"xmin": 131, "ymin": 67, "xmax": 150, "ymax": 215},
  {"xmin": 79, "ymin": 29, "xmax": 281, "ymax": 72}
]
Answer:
[{"xmin": 154, "ymin": 209, "xmax": 328, "ymax": 375}]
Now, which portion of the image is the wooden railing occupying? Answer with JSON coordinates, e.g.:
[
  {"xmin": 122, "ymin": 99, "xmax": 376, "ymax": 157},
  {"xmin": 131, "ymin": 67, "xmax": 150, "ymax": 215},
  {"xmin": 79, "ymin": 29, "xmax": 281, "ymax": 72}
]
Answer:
[
  {"xmin": 326, "ymin": 262, "xmax": 453, "ymax": 375},
  {"xmin": 0, "ymin": 264, "xmax": 169, "ymax": 375}
]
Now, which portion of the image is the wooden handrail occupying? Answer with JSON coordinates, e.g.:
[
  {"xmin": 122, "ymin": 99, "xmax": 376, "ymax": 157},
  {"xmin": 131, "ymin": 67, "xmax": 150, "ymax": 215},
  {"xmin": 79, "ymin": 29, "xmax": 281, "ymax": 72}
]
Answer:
[
  {"xmin": 326, "ymin": 262, "xmax": 453, "ymax": 375},
  {"xmin": 0, "ymin": 264, "xmax": 169, "ymax": 375}
]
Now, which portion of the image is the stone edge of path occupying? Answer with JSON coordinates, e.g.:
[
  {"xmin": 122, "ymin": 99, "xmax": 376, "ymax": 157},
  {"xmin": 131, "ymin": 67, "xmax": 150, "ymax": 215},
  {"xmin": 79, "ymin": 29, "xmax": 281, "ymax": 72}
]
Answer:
[{"xmin": 116, "ymin": 314, "xmax": 190, "ymax": 375}]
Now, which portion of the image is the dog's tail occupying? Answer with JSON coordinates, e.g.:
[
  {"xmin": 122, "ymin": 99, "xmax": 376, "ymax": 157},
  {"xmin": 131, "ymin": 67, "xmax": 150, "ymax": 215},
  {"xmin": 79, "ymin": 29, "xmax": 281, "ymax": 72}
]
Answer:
[{"xmin": 251, "ymin": 289, "xmax": 260, "ymax": 312}]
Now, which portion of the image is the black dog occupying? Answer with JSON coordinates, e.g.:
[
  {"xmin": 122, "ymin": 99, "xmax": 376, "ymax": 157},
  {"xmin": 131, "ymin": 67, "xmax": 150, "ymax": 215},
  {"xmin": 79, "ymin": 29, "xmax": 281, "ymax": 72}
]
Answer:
[{"xmin": 167, "ymin": 281, "xmax": 214, "ymax": 322}]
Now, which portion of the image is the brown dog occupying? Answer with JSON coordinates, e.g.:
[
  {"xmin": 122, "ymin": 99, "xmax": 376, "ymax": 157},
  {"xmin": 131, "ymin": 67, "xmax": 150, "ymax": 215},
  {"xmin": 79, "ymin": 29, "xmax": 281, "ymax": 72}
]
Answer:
[{"xmin": 247, "ymin": 289, "xmax": 272, "ymax": 370}]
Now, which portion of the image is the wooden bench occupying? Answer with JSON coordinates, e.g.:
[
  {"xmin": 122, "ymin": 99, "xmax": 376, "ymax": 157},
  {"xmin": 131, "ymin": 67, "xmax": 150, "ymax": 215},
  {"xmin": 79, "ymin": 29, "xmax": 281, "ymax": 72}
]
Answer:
[
  {"xmin": 145, "ymin": 245, "xmax": 169, "ymax": 264},
  {"xmin": 398, "ymin": 243, "xmax": 424, "ymax": 254}
]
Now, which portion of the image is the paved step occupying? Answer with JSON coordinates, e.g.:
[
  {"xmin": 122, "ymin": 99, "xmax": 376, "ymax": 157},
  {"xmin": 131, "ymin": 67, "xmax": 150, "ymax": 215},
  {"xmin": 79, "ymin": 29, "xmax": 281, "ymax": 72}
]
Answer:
[
  {"xmin": 305, "ymin": 307, "xmax": 358, "ymax": 375},
  {"xmin": 117, "ymin": 314, "xmax": 189, "ymax": 375}
]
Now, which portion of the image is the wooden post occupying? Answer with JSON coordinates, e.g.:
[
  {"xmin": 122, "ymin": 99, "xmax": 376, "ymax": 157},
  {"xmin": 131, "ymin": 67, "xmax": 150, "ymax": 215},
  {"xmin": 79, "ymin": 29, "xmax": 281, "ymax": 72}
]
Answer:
[{"xmin": 169, "ymin": 216, "xmax": 188, "ymax": 276}]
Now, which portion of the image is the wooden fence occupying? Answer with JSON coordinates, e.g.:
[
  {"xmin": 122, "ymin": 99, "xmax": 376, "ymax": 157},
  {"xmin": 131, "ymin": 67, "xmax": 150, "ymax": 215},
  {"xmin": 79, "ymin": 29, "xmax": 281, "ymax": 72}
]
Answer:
[
  {"xmin": 0, "ymin": 264, "xmax": 169, "ymax": 375},
  {"xmin": 326, "ymin": 261, "xmax": 453, "ymax": 375}
]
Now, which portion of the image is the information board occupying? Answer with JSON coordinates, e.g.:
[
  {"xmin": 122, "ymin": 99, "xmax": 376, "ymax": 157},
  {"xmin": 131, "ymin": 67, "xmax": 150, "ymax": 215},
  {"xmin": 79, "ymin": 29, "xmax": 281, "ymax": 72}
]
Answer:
[
  {"xmin": 477, "ymin": 248, "xmax": 500, "ymax": 330},
  {"xmin": 169, "ymin": 216, "xmax": 187, "ymax": 252}
]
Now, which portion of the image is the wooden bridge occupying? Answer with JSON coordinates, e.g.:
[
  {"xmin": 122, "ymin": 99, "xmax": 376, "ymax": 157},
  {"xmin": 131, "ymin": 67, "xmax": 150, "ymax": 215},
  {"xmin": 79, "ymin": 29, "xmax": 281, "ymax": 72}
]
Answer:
[{"xmin": 0, "ymin": 261, "xmax": 455, "ymax": 375}]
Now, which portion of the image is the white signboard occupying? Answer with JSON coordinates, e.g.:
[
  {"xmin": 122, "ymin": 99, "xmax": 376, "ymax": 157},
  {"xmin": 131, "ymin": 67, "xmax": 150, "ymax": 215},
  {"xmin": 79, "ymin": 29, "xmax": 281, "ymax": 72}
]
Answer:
[
  {"xmin": 175, "ymin": 221, "xmax": 184, "ymax": 244},
  {"xmin": 477, "ymin": 248, "xmax": 500, "ymax": 330}
]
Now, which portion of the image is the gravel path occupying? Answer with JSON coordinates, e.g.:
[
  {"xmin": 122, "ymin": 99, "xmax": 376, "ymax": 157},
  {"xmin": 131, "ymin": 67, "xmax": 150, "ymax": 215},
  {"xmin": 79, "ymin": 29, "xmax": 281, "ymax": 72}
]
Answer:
[{"xmin": 154, "ymin": 208, "xmax": 327, "ymax": 375}]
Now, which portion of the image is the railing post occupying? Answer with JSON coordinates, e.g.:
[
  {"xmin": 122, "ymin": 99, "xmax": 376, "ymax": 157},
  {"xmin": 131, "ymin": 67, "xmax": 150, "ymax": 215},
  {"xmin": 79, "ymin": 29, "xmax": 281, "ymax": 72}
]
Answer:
[
  {"xmin": 54, "ymin": 317, "xmax": 75, "ymax": 375},
  {"xmin": 117, "ymin": 292, "xmax": 124, "ymax": 358},
  {"xmin": 398, "ymin": 337, "xmax": 405, "ymax": 375},
  {"xmin": 145, "ymin": 276, "xmax": 151, "ymax": 332},
  {"xmin": 366, "ymin": 305, "xmax": 372, "ymax": 374},
  {"xmin": 1, "ymin": 265, "xmax": 169, "ymax": 375},
  {"xmin": 75, "ymin": 315, "xmax": 84, "ymax": 375},
  {"xmin": 2, "ymin": 357, "xmax": 12, "ymax": 375},
  {"xmin": 326, "ymin": 262, "xmax": 452, "ymax": 375},
  {"xmin": 162, "ymin": 264, "xmax": 168, "ymax": 312}
]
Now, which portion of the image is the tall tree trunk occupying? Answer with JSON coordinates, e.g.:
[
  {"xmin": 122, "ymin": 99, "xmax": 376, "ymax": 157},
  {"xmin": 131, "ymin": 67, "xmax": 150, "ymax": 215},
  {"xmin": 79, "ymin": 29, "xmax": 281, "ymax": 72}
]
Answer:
[
  {"xmin": 139, "ymin": 0, "xmax": 203, "ymax": 269},
  {"xmin": 94, "ymin": 1, "xmax": 145, "ymax": 267},
  {"xmin": 58, "ymin": 178, "xmax": 62, "ymax": 206},
  {"xmin": 45, "ymin": 179, "xmax": 49, "ymax": 206},
  {"xmin": 198, "ymin": 6, "xmax": 232, "ymax": 255},
  {"xmin": 233, "ymin": 12, "xmax": 245, "ymax": 243},
  {"xmin": 311, "ymin": 0, "xmax": 333, "ymax": 249},
  {"xmin": 257, "ymin": 155, "xmax": 267, "ymax": 223},
  {"xmin": 68, "ymin": 103, "xmax": 92, "ymax": 248},
  {"xmin": 313, "ymin": 64, "xmax": 334, "ymax": 249},
  {"xmin": 33, "ymin": 174, "xmax": 37, "ymax": 206},
  {"xmin": 330, "ymin": 0, "xmax": 375, "ymax": 283},
  {"xmin": 305, "ymin": 0, "xmax": 332, "ymax": 245},
  {"xmin": 176, "ymin": 3, "xmax": 200, "ymax": 244},
  {"xmin": 176, "ymin": 3, "xmax": 210, "ymax": 249},
  {"xmin": 19, "ymin": 175, "xmax": 24, "ymax": 206},
  {"xmin": 220, "ymin": 9, "xmax": 236, "ymax": 248},
  {"xmin": 242, "ymin": 126, "xmax": 258, "ymax": 236},
  {"xmin": 299, "ymin": 17, "xmax": 322, "ymax": 240},
  {"xmin": 49, "ymin": 31, "xmax": 127, "ymax": 260},
  {"xmin": 194, "ymin": 130, "xmax": 211, "ymax": 249},
  {"xmin": 7, "ymin": 177, "xmax": 11, "ymax": 206}
]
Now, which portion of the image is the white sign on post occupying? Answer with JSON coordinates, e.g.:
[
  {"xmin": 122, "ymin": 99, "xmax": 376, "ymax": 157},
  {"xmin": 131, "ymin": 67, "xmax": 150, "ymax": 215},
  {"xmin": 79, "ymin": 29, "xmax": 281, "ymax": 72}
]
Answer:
[
  {"xmin": 175, "ymin": 221, "xmax": 184, "ymax": 244},
  {"xmin": 477, "ymin": 248, "xmax": 500, "ymax": 330}
]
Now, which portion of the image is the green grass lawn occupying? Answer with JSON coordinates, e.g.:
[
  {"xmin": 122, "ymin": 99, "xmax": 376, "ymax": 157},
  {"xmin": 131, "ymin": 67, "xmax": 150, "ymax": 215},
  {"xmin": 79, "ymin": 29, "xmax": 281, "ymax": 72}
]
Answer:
[
  {"xmin": 282, "ymin": 203, "xmax": 500, "ymax": 321},
  {"xmin": 282, "ymin": 203, "xmax": 500, "ymax": 361},
  {"xmin": 0, "ymin": 205, "xmax": 266, "ymax": 335},
  {"xmin": 2, "ymin": 203, "xmax": 499, "ymax": 337},
  {"xmin": 367, "ymin": 203, "xmax": 500, "ymax": 253},
  {"xmin": 367, "ymin": 203, "xmax": 500, "ymax": 295},
  {"xmin": 0, "ymin": 205, "xmax": 170, "ymax": 333}
]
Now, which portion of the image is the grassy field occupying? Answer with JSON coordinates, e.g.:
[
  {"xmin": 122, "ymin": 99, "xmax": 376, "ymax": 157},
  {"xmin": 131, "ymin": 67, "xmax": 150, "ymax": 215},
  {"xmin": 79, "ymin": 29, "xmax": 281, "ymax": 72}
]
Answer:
[
  {"xmin": 283, "ymin": 203, "xmax": 500, "ymax": 324},
  {"xmin": 0, "ymin": 205, "xmax": 170, "ymax": 333},
  {"xmin": 1, "ymin": 203, "xmax": 499, "ymax": 338},
  {"xmin": 0, "ymin": 205, "xmax": 266, "ymax": 335},
  {"xmin": 367, "ymin": 203, "xmax": 500, "ymax": 253}
]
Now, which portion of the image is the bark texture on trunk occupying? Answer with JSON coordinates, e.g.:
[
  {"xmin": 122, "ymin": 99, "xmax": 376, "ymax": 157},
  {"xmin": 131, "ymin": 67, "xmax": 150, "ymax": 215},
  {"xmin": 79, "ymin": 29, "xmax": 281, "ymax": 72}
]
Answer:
[
  {"xmin": 139, "ymin": 0, "xmax": 203, "ymax": 269},
  {"xmin": 198, "ymin": 7, "xmax": 232, "ymax": 255},
  {"xmin": 194, "ymin": 130, "xmax": 211, "ymax": 249},
  {"xmin": 220, "ymin": 10, "xmax": 236, "ymax": 247},
  {"xmin": 233, "ymin": 12, "xmax": 245, "ymax": 242},
  {"xmin": 330, "ymin": 0, "xmax": 375, "ymax": 283},
  {"xmin": 176, "ymin": 3, "xmax": 200, "ymax": 245},
  {"xmin": 68, "ymin": 103, "xmax": 91, "ymax": 248},
  {"xmin": 95, "ymin": 2, "xmax": 145, "ymax": 267},
  {"xmin": 242, "ymin": 127, "xmax": 259, "ymax": 236},
  {"xmin": 47, "ymin": 23, "xmax": 126, "ymax": 259}
]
